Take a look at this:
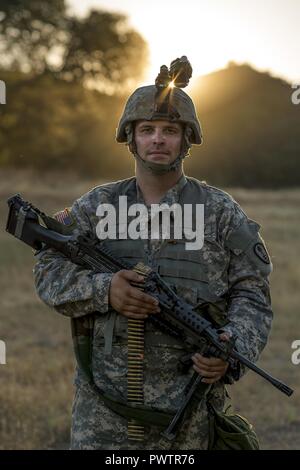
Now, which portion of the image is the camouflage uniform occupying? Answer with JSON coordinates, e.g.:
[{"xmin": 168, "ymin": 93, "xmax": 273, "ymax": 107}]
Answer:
[{"xmin": 34, "ymin": 174, "xmax": 273, "ymax": 450}]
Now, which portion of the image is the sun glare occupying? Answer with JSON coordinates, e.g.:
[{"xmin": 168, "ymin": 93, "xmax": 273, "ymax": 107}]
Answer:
[
  {"xmin": 69, "ymin": 1, "xmax": 300, "ymax": 86},
  {"xmin": 137, "ymin": 7, "xmax": 234, "ymax": 87}
]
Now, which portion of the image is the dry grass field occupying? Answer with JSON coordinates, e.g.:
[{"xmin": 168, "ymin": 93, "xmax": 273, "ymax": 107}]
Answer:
[{"xmin": 0, "ymin": 169, "xmax": 299, "ymax": 450}]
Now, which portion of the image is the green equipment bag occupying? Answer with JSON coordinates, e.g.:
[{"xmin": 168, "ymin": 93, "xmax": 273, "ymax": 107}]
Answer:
[{"xmin": 208, "ymin": 404, "xmax": 260, "ymax": 450}]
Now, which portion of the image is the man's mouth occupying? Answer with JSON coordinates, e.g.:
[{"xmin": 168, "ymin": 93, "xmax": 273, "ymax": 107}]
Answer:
[{"xmin": 148, "ymin": 151, "xmax": 169, "ymax": 155}]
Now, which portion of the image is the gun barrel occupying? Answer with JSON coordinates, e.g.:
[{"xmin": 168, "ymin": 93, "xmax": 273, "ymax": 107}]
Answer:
[{"xmin": 232, "ymin": 350, "xmax": 293, "ymax": 396}]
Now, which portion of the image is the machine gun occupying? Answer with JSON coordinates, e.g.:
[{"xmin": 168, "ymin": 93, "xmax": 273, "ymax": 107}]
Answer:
[{"xmin": 6, "ymin": 194, "xmax": 294, "ymax": 439}]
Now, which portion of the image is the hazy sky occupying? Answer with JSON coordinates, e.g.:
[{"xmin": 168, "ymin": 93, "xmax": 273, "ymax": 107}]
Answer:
[{"xmin": 68, "ymin": 0, "xmax": 300, "ymax": 85}]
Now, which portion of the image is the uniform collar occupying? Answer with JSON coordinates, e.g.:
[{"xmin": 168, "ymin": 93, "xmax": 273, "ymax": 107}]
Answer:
[{"xmin": 135, "ymin": 174, "xmax": 187, "ymax": 207}]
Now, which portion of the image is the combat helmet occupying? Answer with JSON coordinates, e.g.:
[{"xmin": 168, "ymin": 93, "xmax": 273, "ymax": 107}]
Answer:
[{"xmin": 116, "ymin": 56, "xmax": 203, "ymax": 174}]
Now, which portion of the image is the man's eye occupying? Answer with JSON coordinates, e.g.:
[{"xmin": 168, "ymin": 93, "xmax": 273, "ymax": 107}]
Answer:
[
  {"xmin": 141, "ymin": 128, "xmax": 152, "ymax": 133},
  {"xmin": 166, "ymin": 128, "xmax": 177, "ymax": 134}
]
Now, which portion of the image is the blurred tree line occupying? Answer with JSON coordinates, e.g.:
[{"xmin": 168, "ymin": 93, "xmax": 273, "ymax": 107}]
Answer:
[
  {"xmin": 0, "ymin": 0, "xmax": 147, "ymax": 91},
  {"xmin": 0, "ymin": 1, "xmax": 299, "ymax": 186},
  {"xmin": 0, "ymin": 70, "xmax": 131, "ymax": 176}
]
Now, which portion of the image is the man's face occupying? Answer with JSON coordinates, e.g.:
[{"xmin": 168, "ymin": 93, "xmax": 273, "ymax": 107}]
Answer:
[{"xmin": 134, "ymin": 120, "xmax": 183, "ymax": 165}]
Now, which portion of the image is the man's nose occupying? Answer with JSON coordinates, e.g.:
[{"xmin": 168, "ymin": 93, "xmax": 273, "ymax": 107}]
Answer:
[{"xmin": 152, "ymin": 129, "xmax": 165, "ymax": 145}]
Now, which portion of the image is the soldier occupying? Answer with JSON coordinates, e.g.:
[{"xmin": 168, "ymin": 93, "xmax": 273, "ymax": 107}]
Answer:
[{"xmin": 34, "ymin": 57, "xmax": 273, "ymax": 450}]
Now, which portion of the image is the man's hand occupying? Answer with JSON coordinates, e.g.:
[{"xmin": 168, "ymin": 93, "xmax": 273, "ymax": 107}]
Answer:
[
  {"xmin": 109, "ymin": 270, "xmax": 160, "ymax": 319},
  {"xmin": 192, "ymin": 332, "xmax": 230, "ymax": 384}
]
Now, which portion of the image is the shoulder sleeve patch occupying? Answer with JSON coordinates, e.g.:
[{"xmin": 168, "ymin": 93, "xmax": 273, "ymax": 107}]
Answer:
[
  {"xmin": 247, "ymin": 235, "xmax": 273, "ymax": 276},
  {"xmin": 253, "ymin": 242, "xmax": 270, "ymax": 264},
  {"xmin": 53, "ymin": 208, "xmax": 75, "ymax": 226},
  {"xmin": 225, "ymin": 218, "xmax": 272, "ymax": 276}
]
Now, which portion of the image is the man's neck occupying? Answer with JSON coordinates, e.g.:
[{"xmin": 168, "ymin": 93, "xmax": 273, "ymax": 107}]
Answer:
[{"xmin": 136, "ymin": 164, "xmax": 183, "ymax": 205}]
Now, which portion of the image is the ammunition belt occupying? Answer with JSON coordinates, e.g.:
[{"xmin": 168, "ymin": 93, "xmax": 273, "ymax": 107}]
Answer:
[{"xmin": 127, "ymin": 263, "xmax": 152, "ymax": 441}]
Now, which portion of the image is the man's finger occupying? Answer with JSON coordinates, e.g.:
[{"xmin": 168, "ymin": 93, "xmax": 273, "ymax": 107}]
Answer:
[
  {"xmin": 193, "ymin": 365, "xmax": 226, "ymax": 377},
  {"xmin": 219, "ymin": 332, "xmax": 231, "ymax": 342},
  {"xmin": 123, "ymin": 304, "xmax": 159, "ymax": 315},
  {"xmin": 128, "ymin": 288, "xmax": 159, "ymax": 306},
  {"xmin": 119, "ymin": 270, "xmax": 145, "ymax": 283},
  {"xmin": 122, "ymin": 310, "xmax": 149, "ymax": 319},
  {"xmin": 124, "ymin": 299, "xmax": 160, "ymax": 311},
  {"xmin": 192, "ymin": 354, "xmax": 227, "ymax": 367},
  {"xmin": 192, "ymin": 363, "xmax": 227, "ymax": 373}
]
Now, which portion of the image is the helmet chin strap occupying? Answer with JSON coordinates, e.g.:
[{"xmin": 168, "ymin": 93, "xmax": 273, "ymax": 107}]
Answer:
[{"xmin": 133, "ymin": 151, "xmax": 184, "ymax": 175}]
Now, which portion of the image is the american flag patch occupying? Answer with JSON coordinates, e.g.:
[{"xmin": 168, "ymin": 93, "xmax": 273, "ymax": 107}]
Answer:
[{"xmin": 54, "ymin": 208, "xmax": 74, "ymax": 226}]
